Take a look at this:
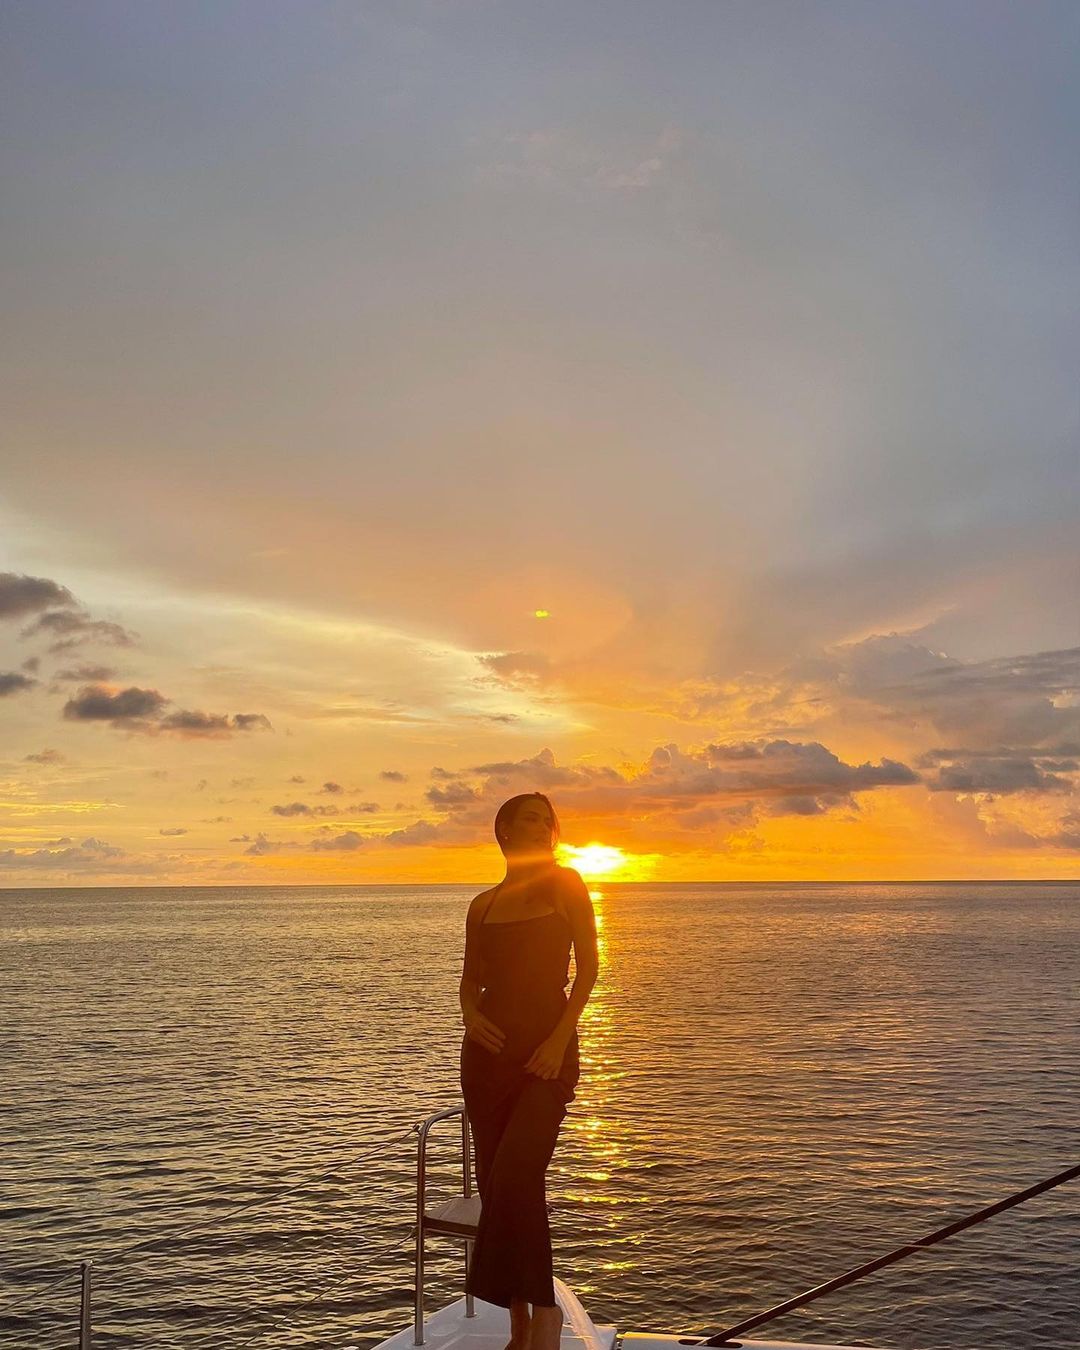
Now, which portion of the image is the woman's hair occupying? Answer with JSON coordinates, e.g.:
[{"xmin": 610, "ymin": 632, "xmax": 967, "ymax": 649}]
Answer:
[{"xmin": 493, "ymin": 792, "xmax": 560, "ymax": 857}]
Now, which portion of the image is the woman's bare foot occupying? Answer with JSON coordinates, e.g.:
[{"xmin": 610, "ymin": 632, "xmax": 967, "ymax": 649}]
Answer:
[
  {"xmin": 527, "ymin": 1303, "xmax": 564, "ymax": 1350},
  {"xmin": 504, "ymin": 1297, "xmax": 532, "ymax": 1350}
]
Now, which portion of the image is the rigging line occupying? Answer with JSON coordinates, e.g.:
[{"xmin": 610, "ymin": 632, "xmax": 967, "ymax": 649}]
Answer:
[
  {"xmin": 2, "ymin": 1123, "xmax": 419, "ymax": 1318},
  {"xmin": 0, "ymin": 1266, "xmax": 80, "ymax": 1325},
  {"xmin": 229, "ymin": 1225, "xmax": 416, "ymax": 1350},
  {"xmin": 102, "ymin": 1124, "xmax": 419, "ymax": 1270}
]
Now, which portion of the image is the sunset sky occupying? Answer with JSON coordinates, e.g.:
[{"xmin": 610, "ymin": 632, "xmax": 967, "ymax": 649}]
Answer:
[{"xmin": 2, "ymin": 2, "xmax": 1078, "ymax": 885}]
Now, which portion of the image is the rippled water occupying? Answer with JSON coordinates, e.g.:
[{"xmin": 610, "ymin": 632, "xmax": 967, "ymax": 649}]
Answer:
[{"xmin": 2, "ymin": 883, "xmax": 1077, "ymax": 1350}]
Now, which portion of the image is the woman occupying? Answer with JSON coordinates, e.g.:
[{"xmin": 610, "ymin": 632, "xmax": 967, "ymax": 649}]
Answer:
[{"xmin": 459, "ymin": 792, "xmax": 600, "ymax": 1350}]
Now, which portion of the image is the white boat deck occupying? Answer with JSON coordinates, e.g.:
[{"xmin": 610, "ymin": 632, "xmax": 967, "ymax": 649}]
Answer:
[{"xmin": 374, "ymin": 1277, "xmax": 888, "ymax": 1350}]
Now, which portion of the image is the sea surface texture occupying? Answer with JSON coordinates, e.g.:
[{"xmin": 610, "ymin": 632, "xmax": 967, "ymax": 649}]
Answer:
[{"xmin": 2, "ymin": 882, "xmax": 1077, "ymax": 1350}]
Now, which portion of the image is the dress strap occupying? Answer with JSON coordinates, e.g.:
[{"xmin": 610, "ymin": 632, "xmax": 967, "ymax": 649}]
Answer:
[
  {"xmin": 480, "ymin": 873, "xmax": 570, "ymax": 924},
  {"xmin": 477, "ymin": 881, "xmax": 503, "ymax": 925}
]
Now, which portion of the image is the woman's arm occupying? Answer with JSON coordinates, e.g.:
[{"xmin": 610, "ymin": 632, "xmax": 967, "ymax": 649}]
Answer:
[
  {"xmin": 460, "ymin": 891, "xmax": 506, "ymax": 1054},
  {"xmin": 551, "ymin": 871, "xmax": 600, "ymax": 1041}
]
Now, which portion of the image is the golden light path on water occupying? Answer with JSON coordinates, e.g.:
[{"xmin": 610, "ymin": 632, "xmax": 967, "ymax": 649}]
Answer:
[{"xmin": 561, "ymin": 886, "xmax": 647, "ymax": 1287}]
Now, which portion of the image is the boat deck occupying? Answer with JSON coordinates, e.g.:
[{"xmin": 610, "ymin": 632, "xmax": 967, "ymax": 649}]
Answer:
[{"xmin": 379, "ymin": 1277, "xmax": 887, "ymax": 1350}]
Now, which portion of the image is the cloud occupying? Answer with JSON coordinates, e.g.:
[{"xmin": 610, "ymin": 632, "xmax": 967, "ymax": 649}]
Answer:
[
  {"xmin": 380, "ymin": 770, "xmax": 407, "ymax": 782},
  {"xmin": 0, "ymin": 671, "xmax": 38, "ymax": 697},
  {"xmin": 1049, "ymin": 810, "xmax": 1080, "ymax": 850},
  {"xmin": 479, "ymin": 651, "xmax": 552, "ymax": 682},
  {"xmin": 63, "ymin": 684, "xmax": 169, "ymax": 724},
  {"xmin": 319, "ymin": 781, "xmax": 343, "ymax": 794},
  {"xmin": 270, "ymin": 801, "xmax": 340, "ymax": 817},
  {"xmin": 24, "ymin": 748, "xmax": 65, "ymax": 764},
  {"xmin": 0, "ymin": 836, "xmax": 128, "ymax": 869},
  {"xmin": 158, "ymin": 710, "xmax": 235, "ymax": 735},
  {"xmin": 61, "ymin": 683, "xmax": 273, "ymax": 738},
  {"xmin": 54, "ymin": 664, "xmax": 117, "ymax": 682},
  {"xmin": 20, "ymin": 609, "xmax": 137, "ymax": 654},
  {"xmin": 425, "ymin": 781, "xmax": 484, "ymax": 809},
  {"xmin": 783, "ymin": 637, "xmax": 1080, "ymax": 749},
  {"xmin": 159, "ymin": 827, "xmax": 188, "ymax": 836},
  {"xmin": 242, "ymin": 832, "xmax": 301, "ymax": 856},
  {"xmin": 389, "ymin": 739, "xmax": 920, "ymax": 853},
  {"xmin": 380, "ymin": 820, "xmax": 443, "ymax": 847},
  {"xmin": 0, "ymin": 572, "xmax": 76, "ymax": 620},
  {"xmin": 288, "ymin": 774, "xmax": 306, "ymax": 783},
  {"xmin": 310, "ymin": 830, "xmax": 364, "ymax": 851},
  {"xmin": 232, "ymin": 712, "xmax": 273, "ymax": 731},
  {"xmin": 919, "ymin": 750, "xmax": 1076, "ymax": 795}
]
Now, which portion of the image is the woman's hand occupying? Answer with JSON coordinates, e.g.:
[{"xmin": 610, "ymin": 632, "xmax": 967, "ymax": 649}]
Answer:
[
  {"xmin": 464, "ymin": 1010, "xmax": 506, "ymax": 1055},
  {"xmin": 525, "ymin": 1030, "xmax": 570, "ymax": 1080}
]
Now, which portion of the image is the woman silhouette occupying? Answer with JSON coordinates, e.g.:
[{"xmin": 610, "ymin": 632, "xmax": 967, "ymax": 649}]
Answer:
[{"xmin": 459, "ymin": 793, "xmax": 600, "ymax": 1350}]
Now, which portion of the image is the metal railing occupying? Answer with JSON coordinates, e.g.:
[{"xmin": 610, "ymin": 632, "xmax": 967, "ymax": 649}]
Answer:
[
  {"xmin": 3, "ymin": 1119, "xmax": 424, "ymax": 1348},
  {"xmin": 700, "ymin": 1161, "xmax": 1080, "ymax": 1344},
  {"xmin": 414, "ymin": 1104, "xmax": 477, "ymax": 1346}
]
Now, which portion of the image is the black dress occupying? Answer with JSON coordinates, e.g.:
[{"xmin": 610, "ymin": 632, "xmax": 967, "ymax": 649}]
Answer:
[{"xmin": 459, "ymin": 873, "xmax": 580, "ymax": 1308}]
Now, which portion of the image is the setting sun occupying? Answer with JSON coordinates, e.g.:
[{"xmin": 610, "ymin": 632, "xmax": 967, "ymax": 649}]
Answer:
[{"xmin": 558, "ymin": 841, "xmax": 657, "ymax": 881}]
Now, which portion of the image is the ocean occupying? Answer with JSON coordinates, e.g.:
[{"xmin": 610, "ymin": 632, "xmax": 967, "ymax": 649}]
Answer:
[{"xmin": 2, "ymin": 882, "xmax": 1077, "ymax": 1350}]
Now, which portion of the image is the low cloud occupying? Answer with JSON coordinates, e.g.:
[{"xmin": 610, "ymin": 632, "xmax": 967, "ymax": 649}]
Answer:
[
  {"xmin": 54, "ymin": 664, "xmax": 117, "ymax": 682},
  {"xmin": 0, "ymin": 836, "xmax": 128, "ymax": 869},
  {"xmin": 319, "ymin": 781, "xmax": 343, "ymax": 794},
  {"xmin": 380, "ymin": 820, "xmax": 443, "ymax": 847},
  {"xmin": 159, "ymin": 827, "xmax": 188, "ymax": 836},
  {"xmin": 310, "ymin": 830, "xmax": 364, "ymax": 851},
  {"xmin": 24, "ymin": 748, "xmax": 64, "ymax": 764},
  {"xmin": 380, "ymin": 769, "xmax": 407, "ymax": 782},
  {"xmin": 0, "ymin": 572, "xmax": 76, "ymax": 620},
  {"xmin": 390, "ymin": 740, "xmax": 921, "ymax": 853},
  {"xmin": 479, "ymin": 651, "xmax": 552, "ymax": 681},
  {"xmin": 778, "ymin": 637, "xmax": 1080, "ymax": 751},
  {"xmin": 233, "ymin": 713, "xmax": 273, "ymax": 731},
  {"xmin": 270, "ymin": 801, "xmax": 340, "ymax": 817},
  {"xmin": 20, "ymin": 609, "xmax": 137, "ymax": 655},
  {"xmin": 242, "ymin": 833, "xmax": 301, "ymax": 856},
  {"xmin": 64, "ymin": 684, "xmax": 168, "ymax": 723},
  {"xmin": 919, "ymin": 750, "xmax": 1076, "ymax": 795},
  {"xmin": 425, "ymin": 781, "xmax": 483, "ymax": 809},
  {"xmin": 0, "ymin": 672, "xmax": 38, "ymax": 697},
  {"xmin": 62, "ymin": 683, "xmax": 273, "ymax": 739}
]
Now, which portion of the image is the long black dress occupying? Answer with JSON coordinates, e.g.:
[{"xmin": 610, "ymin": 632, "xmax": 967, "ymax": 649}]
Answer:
[{"xmin": 459, "ymin": 873, "xmax": 580, "ymax": 1308}]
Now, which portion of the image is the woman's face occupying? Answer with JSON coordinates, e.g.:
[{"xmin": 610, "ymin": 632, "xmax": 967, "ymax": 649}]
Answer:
[{"xmin": 502, "ymin": 798, "xmax": 556, "ymax": 857}]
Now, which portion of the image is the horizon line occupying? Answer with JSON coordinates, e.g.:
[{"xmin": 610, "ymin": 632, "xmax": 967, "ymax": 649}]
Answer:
[{"xmin": 2, "ymin": 878, "xmax": 1078, "ymax": 892}]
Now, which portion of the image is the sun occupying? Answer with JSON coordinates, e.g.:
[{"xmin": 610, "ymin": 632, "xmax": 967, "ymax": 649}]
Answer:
[{"xmin": 557, "ymin": 841, "xmax": 633, "ymax": 879}]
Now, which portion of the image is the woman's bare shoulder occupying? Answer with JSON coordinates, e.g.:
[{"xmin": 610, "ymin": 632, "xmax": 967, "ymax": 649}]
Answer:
[
  {"xmin": 553, "ymin": 865, "xmax": 590, "ymax": 909},
  {"xmin": 466, "ymin": 886, "xmax": 498, "ymax": 923}
]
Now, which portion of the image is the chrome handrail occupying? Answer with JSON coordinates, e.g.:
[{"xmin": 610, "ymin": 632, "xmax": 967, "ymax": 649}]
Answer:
[
  {"xmin": 79, "ymin": 1261, "xmax": 92, "ymax": 1350},
  {"xmin": 414, "ymin": 1103, "xmax": 477, "ymax": 1346}
]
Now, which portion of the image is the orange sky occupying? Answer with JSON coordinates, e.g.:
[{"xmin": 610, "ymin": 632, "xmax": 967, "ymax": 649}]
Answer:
[
  {"xmin": 1, "ymin": 7, "xmax": 1078, "ymax": 885},
  {"xmin": 1, "ymin": 565, "xmax": 1077, "ymax": 884}
]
